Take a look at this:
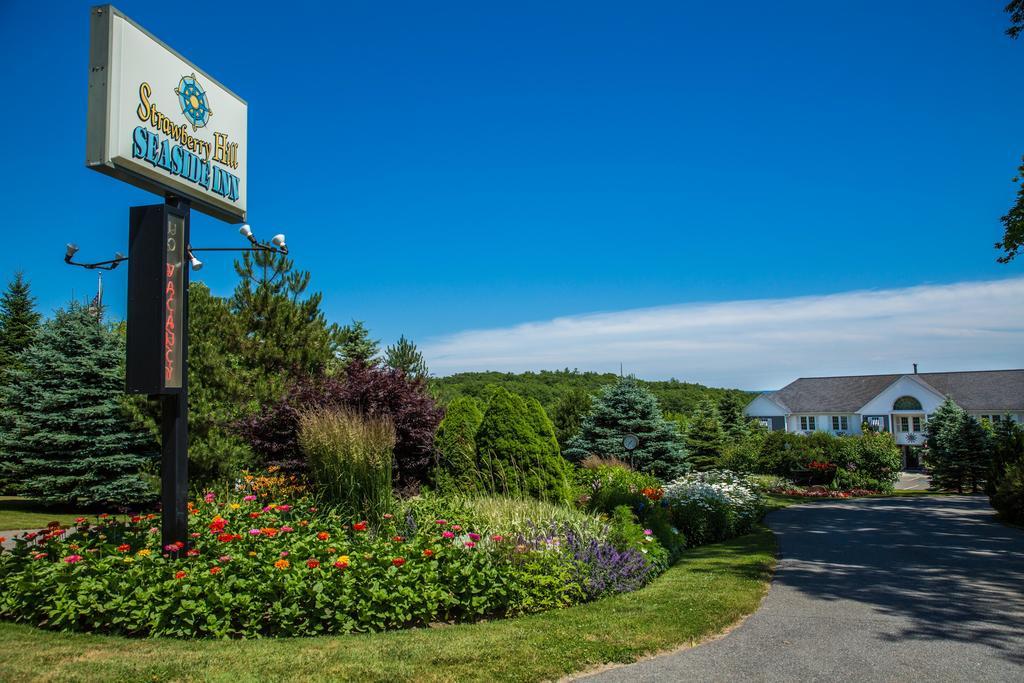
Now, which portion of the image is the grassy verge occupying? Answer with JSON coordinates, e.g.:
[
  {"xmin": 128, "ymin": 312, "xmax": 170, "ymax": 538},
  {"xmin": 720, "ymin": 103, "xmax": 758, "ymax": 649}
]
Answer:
[
  {"xmin": 0, "ymin": 526, "xmax": 776, "ymax": 682},
  {"xmin": 0, "ymin": 497, "xmax": 90, "ymax": 531}
]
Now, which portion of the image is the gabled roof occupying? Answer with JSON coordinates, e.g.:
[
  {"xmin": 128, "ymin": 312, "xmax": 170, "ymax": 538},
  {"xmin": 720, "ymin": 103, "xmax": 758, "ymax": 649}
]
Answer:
[{"xmin": 764, "ymin": 369, "xmax": 1024, "ymax": 414}]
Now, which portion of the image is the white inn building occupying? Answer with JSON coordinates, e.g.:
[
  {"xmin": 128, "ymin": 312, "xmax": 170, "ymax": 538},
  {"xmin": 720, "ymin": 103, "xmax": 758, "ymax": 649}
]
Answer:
[{"xmin": 744, "ymin": 369, "xmax": 1024, "ymax": 469}]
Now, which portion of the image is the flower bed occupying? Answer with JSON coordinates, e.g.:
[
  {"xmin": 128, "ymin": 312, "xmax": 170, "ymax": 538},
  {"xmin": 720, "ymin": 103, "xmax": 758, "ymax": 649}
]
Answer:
[
  {"xmin": 662, "ymin": 470, "xmax": 765, "ymax": 546},
  {"xmin": 0, "ymin": 494, "xmax": 663, "ymax": 639},
  {"xmin": 772, "ymin": 485, "xmax": 880, "ymax": 498}
]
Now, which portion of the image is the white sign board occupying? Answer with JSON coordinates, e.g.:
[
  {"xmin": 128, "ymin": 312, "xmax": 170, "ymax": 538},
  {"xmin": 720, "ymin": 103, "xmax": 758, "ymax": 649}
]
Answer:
[{"xmin": 86, "ymin": 5, "xmax": 247, "ymax": 222}]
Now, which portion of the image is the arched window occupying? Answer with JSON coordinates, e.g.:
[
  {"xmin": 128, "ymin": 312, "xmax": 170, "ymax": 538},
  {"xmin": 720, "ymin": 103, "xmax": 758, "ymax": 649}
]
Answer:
[{"xmin": 893, "ymin": 396, "xmax": 923, "ymax": 411}]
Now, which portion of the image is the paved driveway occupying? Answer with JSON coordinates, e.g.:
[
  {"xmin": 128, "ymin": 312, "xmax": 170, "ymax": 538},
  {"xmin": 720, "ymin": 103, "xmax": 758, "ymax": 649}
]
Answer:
[{"xmin": 579, "ymin": 496, "xmax": 1024, "ymax": 682}]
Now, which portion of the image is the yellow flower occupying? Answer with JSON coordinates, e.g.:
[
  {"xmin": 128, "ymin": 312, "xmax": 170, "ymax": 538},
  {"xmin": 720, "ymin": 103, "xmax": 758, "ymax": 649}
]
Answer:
[
  {"xmin": 230, "ymin": 503, "xmax": 241, "ymax": 510},
  {"xmin": 136, "ymin": 549, "xmax": 151, "ymax": 557},
  {"xmin": 123, "ymin": 557, "xmax": 134, "ymax": 563},
  {"xmin": 248, "ymin": 551, "xmax": 257, "ymax": 557},
  {"xmin": 338, "ymin": 555, "xmax": 351, "ymax": 565}
]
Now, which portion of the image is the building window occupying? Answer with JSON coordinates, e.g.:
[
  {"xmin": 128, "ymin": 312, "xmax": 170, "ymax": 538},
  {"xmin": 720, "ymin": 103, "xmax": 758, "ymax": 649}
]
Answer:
[
  {"xmin": 868, "ymin": 416, "xmax": 883, "ymax": 431},
  {"xmin": 800, "ymin": 416, "xmax": 815, "ymax": 431},
  {"xmin": 758, "ymin": 417, "xmax": 772, "ymax": 430},
  {"xmin": 831, "ymin": 416, "xmax": 848, "ymax": 432},
  {"xmin": 899, "ymin": 416, "xmax": 910, "ymax": 432},
  {"xmin": 912, "ymin": 416, "xmax": 922, "ymax": 432},
  {"xmin": 893, "ymin": 396, "xmax": 923, "ymax": 410},
  {"xmin": 980, "ymin": 414, "xmax": 1003, "ymax": 424}
]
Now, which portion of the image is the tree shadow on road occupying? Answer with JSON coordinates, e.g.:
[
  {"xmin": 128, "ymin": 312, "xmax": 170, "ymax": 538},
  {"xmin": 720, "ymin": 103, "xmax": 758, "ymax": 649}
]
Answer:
[{"xmin": 769, "ymin": 496, "xmax": 1024, "ymax": 666}]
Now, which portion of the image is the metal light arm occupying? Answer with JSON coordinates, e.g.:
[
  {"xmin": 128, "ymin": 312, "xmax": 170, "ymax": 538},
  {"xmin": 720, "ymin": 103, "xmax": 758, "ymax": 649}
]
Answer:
[{"xmin": 64, "ymin": 245, "xmax": 126, "ymax": 270}]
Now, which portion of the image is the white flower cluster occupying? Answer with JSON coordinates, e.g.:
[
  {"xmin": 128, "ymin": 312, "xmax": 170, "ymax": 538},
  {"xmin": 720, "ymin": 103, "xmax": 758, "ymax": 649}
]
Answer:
[{"xmin": 663, "ymin": 470, "xmax": 761, "ymax": 516}]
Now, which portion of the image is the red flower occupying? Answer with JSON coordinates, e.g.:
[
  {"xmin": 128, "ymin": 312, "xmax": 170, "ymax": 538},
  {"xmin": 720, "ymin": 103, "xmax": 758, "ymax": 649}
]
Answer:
[
  {"xmin": 117, "ymin": 544, "xmax": 131, "ymax": 553},
  {"xmin": 209, "ymin": 518, "xmax": 227, "ymax": 533},
  {"xmin": 99, "ymin": 513, "xmax": 109, "ymax": 519},
  {"xmin": 392, "ymin": 557, "xmax": 406, "ymax": 567},
  {"xmin": 209, "ymin": 566, "xmax": 222, "ymax": 575},
  {"xmin": 174, "ymin": 541, "xmax": 186, "ymax": 549},
  {"xmin": 392, "ymin": 535, "xmax": 404, "ymax": 543},
  {"xmin": 306, "ymin": 558, "xmax": 320, "ymax": 569},
  {"xmin": 316, "ymin": 531, "xmax": 330, "ymax": 541},
  {"xmin": 464, "ymin": 541, "xmax": 476, "ymax": 548},
  {"xmin": 491, "ymin": 535, "xmax": 503, "ymax": 542},
  {"xmin": 248, "ymin": 512, "xmax": 260, "ymax": 519},
  {"xmin": 352, "ymin": 521, "xmax": 368, "ymax": 532},
  {"xmin": 334, "ymin": 560, "xmax": 349, "ymax": 570},
  {"xmin": 174, "ymin": 570, "xmax": 187, "ymax": 580},
  {"xmin": 74, "ymin": 517, "xmax": 87, "ymax": 524},
  {"xmin": 217, "ymin": 533, "xmax": 235, "ymax": 543},
  {"xmin": 422, "ymin": 549, "xmax": 434, "ymax": 557},
  {"xmin": 130, "ymin": 515, "xmax": 142, "ymax": 523},
  {"xmin": 187, "ymin": 549, "xmax": 200, "ymax": 557}
]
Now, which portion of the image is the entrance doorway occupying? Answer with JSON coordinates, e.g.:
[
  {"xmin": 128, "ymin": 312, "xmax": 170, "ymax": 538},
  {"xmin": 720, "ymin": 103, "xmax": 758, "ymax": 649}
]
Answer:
[{"xmin": 902, "ymin": 446, "xmax": 921, "ymax": 470}]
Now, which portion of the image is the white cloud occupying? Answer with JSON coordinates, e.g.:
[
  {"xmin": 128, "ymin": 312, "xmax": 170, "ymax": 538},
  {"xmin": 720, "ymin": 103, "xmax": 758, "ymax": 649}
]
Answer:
[{"xmin": 421, "ymin": 278, "xmax": 1024, "ymax": 389}]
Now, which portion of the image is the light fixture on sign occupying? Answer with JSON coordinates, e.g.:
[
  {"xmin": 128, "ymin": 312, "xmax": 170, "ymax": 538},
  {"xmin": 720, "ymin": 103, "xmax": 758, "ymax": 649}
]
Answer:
[
  {"xmin": 188, "ymin": 250, "xmax": 204, "ymax": 271},
  {"xmin": 271, "ymin": 234, "xmax": 287, "ymax": 251},
  {"xmin": 65, "ymin": 243, "xmax": 80, "ymax": 260}
]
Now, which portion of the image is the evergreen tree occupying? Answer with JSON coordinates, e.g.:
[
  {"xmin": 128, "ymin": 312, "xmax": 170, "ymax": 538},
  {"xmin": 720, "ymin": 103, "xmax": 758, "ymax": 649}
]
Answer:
[
  {"xmin": 476, "ymin": 387, "xmax": 571, "ymax": 502},
  {"xmin": 717, "ymin": 392, "xmax": 749, "ymax": 441},
  {"xmin": 0, "ymin": 302, "xmax": 155, "ymax": 506},
  {"xmin": 434, "ymin": 396, "xmax": 484, "ymax": 493},
  {"xmin": 187, "ymin": 284, "xmax": 258, "ymax": 480},
  {"xmin": 337, "ymin": 320, "xmax": 380, "ymax": 369},
  {"xmin": 564, "ymin": 378, "xmax": 688, "ymax": 480},
  {"xmin": 385, "ymin": 335, "xmax": 428, "ymax": 379},
  {"xmin": 956, "ymin": 414, "xmax": 992, "ymax": 494},
  {"xmin": 924, "ymin": 397, "xmax": 966, "ymax": 491},
  {"xmin": 231, "ymin": 251, "xmax": 341, "ymax": 396},
  {"xmin": 988, "ymin": 416, "xmax": 1024, "ymax": 496},
  {"xmin": 551, "ymin": 388, "xmax": 592, "ymax": 449},
  {"xmin": 686, "ymin": 399, "xmax": 727, "ymax": 470},
  {"xmin": 0, "ymin": 271, "xmax": 41, "ymax": 375}
]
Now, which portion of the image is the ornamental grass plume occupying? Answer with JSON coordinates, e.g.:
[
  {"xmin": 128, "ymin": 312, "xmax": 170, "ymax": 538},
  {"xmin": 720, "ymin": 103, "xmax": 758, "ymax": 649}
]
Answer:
[{"xmin": 298, "ymin": 408, "xmax": 397, "ymax": 523}]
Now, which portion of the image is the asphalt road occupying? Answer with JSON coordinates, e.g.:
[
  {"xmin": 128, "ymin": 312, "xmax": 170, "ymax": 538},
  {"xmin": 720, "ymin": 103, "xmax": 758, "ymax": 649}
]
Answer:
[{"xmin": 578, "ymin": 496, "xmax": 1024, "ymax": 682}]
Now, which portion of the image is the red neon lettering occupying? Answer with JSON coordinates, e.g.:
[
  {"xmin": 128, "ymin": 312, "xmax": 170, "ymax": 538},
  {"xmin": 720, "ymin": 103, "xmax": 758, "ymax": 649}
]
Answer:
[{"xmin": 164, "ymin": 263, "xmax": 177, "ymax": 384}]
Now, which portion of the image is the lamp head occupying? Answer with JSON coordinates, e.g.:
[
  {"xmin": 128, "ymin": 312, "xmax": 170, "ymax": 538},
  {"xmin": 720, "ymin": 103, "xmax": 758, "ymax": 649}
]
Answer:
[
  {"xmin": 271, "ymin": 234, "xmax": 286, "ymax": 249},
  {"xmin": 65, "ymin": 243, "xmax": 79, "ymax": 260},
  {"xmin": 238, "ymin": 224, "xmax": 253, "ymax": 239},
  {"xmin": 189, "ymin": 254, "xmax": 204, "ymax": 271}
]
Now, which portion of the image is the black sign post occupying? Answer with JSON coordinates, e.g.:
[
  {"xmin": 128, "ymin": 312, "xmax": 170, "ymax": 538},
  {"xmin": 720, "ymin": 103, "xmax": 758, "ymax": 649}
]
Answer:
[{"xmin": 126, "ymin": 196, "xmax": 191, "ymax": 551}]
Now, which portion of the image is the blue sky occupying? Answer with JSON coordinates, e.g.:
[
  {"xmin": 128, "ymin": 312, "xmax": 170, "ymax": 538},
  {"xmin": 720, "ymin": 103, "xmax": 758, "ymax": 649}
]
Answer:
[{"xmin": 0, "ymin": 1, "xmax": 1021, "ymax": 387}]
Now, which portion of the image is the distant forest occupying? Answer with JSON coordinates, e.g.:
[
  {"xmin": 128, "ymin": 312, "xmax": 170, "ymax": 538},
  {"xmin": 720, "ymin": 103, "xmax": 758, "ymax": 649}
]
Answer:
[{"xmin": 429, "ymin": 370, "xmax": 755, "ymax": 417}]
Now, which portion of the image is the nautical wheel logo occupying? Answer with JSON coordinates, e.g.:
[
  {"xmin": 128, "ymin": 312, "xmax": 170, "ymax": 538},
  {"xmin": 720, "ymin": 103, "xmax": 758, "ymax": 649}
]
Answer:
[{"xmin": 174, "ymin": 73, "xmax": 212, "ymax": 131}]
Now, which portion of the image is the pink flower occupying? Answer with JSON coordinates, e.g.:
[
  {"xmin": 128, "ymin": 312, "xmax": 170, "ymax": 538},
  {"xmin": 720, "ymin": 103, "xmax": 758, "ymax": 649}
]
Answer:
[
  {"xmin": 63, "ymin": 555, "xmax": 83, "ymax": 564},
  {"xmin": 442, "ymin": 531, "xmax": 455, "ymax": 539},
  {"xmin": 279, "ymin": 551, "xmax": 289, "ymax": 558},
  {"xmin": 280, "ymin": 525, "xmax": 293, "ymax": 533},
  {"xmin": 491, "ymin": 535, "xmax": 503, "ymax": 542},
  {"xmin": 204, "ymin": 493, "xmax": 216, "ymax": 503},
  {"xmin": 643, "ymin": 529, "xmax": 653, "ymax": 536},
  {"xmin": 464, "ymin": 541, "xmax": 476, "ymax": 548},
  {"xmin": 249, "ymin": 528, "xmax": 262, "ymax": 536},
  {"xmin": 164, "ymin": 544, "xmax": 180, "ymax": 552},
  {"xmin": 434, "ymin": 519, "xmax": 448, "ymax": 526},
  {"xmin": 468, "ymin": 532, "xmax": 480, "ymax": 541},
  {"xmin": 149, "ymin": 527, "xmax": 159, "ymax": 534},
  {"xmin": 218, "ymin": 555, "xmax": 231, "ymax": 563},
  {"xmin": 277, "ymin": 505, "xmax": 292, "ymax": 512},
  {"xmin": 243, "ymin": 495, "xmax": 257, "ymax": 501},
  {"xmin": 451, "ymin": 525, "xmax": 462, "ymax": 532}
]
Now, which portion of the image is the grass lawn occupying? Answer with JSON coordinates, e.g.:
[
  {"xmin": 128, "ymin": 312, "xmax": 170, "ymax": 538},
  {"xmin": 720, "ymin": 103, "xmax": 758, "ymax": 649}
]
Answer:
[
  {"xmin": 0, "ymin": 497, "xmax": 92, "ymax": 531},
  {"xmin": 0, "ymin": 525, "xmax": 776, "ymax": 682}
]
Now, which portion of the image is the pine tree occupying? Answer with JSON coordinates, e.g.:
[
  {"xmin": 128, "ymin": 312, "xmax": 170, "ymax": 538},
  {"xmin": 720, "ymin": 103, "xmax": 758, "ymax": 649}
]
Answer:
[
  {"xmin": 686, "ymin": 399, "xmax": 726, "ymax": 470},
  {"xmin": 337, "ymin": 320, "xmax": 380, "ymax": 369},
  {"xmin": 231, "ymin": 251, "xmax": 341, "ymax": 395},
  {"xmin": 551, "ymin": 388, "xmax": 592, "ymax": 449},
  {"xmin": 564, "ymin": 378, "xmax": 688, "ymax": 480},
  {"xmin": 717, "ymin": 392, "xmax": 748, "ymax": 441},
  {"xmin": 434, "ymin": 396, "xmax": 484, "ymax": 493},
  {"xmin": 385, "ymin": 335, "xmax": 428, "ymax": 379},
  {"xmin": 0, "ymin": 271, "xmax": 41, "ymax": 376},
  {"xmin": 957, "ymin": 414, "xmax": 992, "ymax": 494},
  {"xmin": 476, "ymin": 388, "xmax": 571, "ymax": 501},
  {"xmin": 925, "ymin": 398, "xmax": 970, "ymax": 492},
  {"xmin": 988, "ymin": 416, "xmax": 1024, "ymax": 496},
  {"xmin": 0, "ymin": 302, "xmax": 155, "ymax": 506}
]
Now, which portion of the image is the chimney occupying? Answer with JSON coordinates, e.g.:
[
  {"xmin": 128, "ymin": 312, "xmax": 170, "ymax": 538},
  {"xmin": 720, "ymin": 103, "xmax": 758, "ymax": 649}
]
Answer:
[{"xmin": 913, "ymin": 363, "xmax": 918, "ymax": 374}]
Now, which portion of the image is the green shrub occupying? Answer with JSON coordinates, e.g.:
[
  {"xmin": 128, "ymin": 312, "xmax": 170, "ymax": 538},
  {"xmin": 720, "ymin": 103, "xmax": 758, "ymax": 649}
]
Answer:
[
  {"xmin": 297, "ymin": 408, "xmax": 396, "ymax": 522},
  {"xmin": 574, "ymin": 463, "xmax": 661, "ymax": 513},
  {"xmin": 991, "ymin": 461, "xmax": 1024, "ymax": 524},
  {"xmin": 433, "ymin": 396, "xmax": 484, "ymax": 494},
  {"xmin": 607, "ymin": 505, "xmax": 669, "ymax": 570},
  {"xmin": 476, "ymin": 388, "xmax": 573, "ymax": 503},
  {"xmin": 833, "ymin": 431, "xmax": 901, "ymax": 492}
]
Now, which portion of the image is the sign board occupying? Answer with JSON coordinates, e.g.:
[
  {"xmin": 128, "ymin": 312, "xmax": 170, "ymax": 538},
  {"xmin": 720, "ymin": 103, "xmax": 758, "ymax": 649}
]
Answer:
[
  {"xmin": 126, "ymin": 204, "xmax": 189, "ymax": 394},
  {"xmin": 86, "ymin": 5, "xmax": 247, "ymax": 223}
]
